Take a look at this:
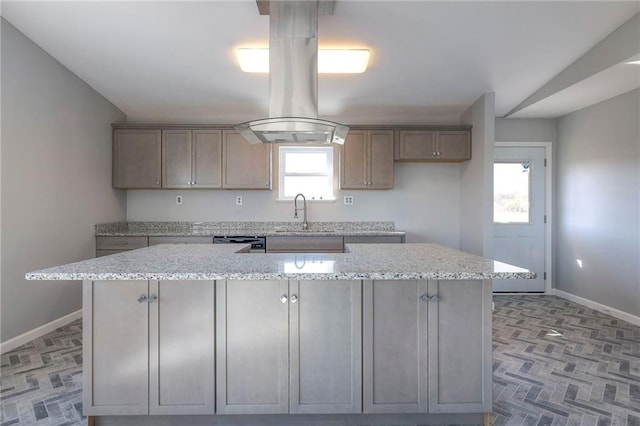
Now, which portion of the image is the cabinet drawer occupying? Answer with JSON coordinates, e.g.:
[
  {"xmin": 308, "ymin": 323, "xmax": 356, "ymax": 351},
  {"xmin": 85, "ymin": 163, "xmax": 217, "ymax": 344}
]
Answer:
[
  {"xmin": 266, "ymin": 236, "xmax": 344, "ymax": 253},
  {"xmin": 148, "ymin": 236, "xmax": 213, "ymax": 245},
  {"xmin": 344, "ymin": 236, "xmax": 405, "ymax": 244},
  {"xmin": 96, "ymin": 236, "xmax": 148, "ymax": 250}
]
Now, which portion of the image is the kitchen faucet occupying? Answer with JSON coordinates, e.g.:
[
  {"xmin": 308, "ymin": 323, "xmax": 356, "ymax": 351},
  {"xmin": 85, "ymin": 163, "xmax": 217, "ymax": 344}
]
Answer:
[{"xmin": 293, "ymin": 193, "xmax": 308, "ymax": 230}]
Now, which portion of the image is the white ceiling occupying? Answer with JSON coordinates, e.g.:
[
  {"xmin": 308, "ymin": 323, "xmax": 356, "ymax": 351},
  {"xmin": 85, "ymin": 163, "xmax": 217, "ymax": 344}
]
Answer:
[{"xmin": 2, "ymin": 1, "xmax": 639, "ymax": 124}]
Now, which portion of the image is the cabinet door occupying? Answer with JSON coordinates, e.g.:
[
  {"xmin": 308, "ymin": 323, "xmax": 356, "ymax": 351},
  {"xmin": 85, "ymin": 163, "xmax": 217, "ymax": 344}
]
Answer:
[
  {"xmin": 368, "ymin": 130, "xmax": 394, "ymax": 189},
  {"xmin": 83, "ymin": 280, "xmax": 149, "ymax": 415},
  {"xmin": 162, "ymin": 130, "xmax": 192, "ymax": 189},
  {"xmin": 193, "ymin": 130, "xmax": 222, "ymax": 188},
  {"xmin": 397, "ymin": 131, "xmax": 436, "ymax": 161},
  {"xmin": 222, "ymin": 130, "xmax": 271, "ymax": 189},
  {"xmin": 436, "ymin": 131, "xmax": 471, "ymax": 161},
  {"xmin": 290, "ymin": 280, "xmax": 362, "ymax": 414},
  {"xmin": 427, "ymin": 280, "xmax": 492, "ymax": 413},
  {"xmin": 149, "ymin": 281, "xmax": 215, "ymax": 414},
  {"xmin": 363, "ymin": 280, "xmax": 428, "ymax": 413},
  {"xmin": 113, "ymin": 129, "xmax": 161, "ymax": 188},
  {"xmin": 340, "ymin": 131, "xmax": 368, "ymax": 189},
  {"xmin": 216, "ymin": 280, "xmax": 289, "ymax": 414}
]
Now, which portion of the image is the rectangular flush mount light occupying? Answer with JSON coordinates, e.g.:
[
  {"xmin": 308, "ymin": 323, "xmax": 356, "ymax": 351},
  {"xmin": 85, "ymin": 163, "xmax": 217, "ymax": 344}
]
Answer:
[{"xmin": 237, "ymin": 48, "xmax": 370, "ymax": 73}]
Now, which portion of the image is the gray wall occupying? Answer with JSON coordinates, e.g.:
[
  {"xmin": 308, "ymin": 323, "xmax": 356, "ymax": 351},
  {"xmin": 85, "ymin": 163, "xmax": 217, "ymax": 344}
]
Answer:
[
  {"xmin": 495, "ymin": 118, "xmax": 556, "ymax": 143},
  {"xmin": 126, "ymin": 162, "xmax": 463, "ymax": 247},
  {"xmin": 460, "ymin": 93, "xmax": 495, "ymax": 257},
  {"xmin": 1, "ymin": 20, "xmax": 127, "ymax": 342},
  {"xmin": 556, "ymin": 89, "xmax": 639, "ymax": 317}
]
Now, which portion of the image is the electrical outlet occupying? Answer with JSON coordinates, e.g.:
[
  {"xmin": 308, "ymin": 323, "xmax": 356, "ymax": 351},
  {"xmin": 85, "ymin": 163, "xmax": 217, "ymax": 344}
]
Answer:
[
  {"xmin": 176, "ymin": 195, "xmax": 183, "ymax": 205},
  {"xmin": 344, "ymin": 196, "xmax": 354, "ymax": 205},
  {"xmin": 236, "ymin": 196, "xmax": 243, "ymax": 205}
]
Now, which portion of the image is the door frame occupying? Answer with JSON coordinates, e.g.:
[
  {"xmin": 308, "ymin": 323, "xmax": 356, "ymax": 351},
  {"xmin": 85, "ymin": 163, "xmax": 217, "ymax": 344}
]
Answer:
[{"xmin": 494, "ymin": 142, "xmax": 553, "ymax": 294}]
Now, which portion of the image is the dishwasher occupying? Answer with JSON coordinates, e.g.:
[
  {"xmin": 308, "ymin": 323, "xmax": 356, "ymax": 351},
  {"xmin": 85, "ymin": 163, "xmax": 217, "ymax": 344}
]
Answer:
[{"xmin": 213, "ymin": 236, "xmax": 266, "ymax": 253}]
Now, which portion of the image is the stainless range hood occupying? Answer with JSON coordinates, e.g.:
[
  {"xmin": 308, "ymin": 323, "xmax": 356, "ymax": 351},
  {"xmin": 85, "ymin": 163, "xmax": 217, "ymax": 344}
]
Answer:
[{"xmin": 234, "ymin": 1, "xmax": 349, "ymax": 145}]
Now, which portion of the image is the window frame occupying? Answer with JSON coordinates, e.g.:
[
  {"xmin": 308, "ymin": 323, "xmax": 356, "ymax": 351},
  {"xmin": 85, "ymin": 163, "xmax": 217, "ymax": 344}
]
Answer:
[{"xmin": 277, "ymin": 145, "xmax": 336, "ymax": 201}]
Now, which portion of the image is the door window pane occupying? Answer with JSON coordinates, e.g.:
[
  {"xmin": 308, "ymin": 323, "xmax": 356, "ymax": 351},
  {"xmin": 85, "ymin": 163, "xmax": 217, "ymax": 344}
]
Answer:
[{"xmin": 494, "ymin": 162, "xmax": 531, "ymax": 223}]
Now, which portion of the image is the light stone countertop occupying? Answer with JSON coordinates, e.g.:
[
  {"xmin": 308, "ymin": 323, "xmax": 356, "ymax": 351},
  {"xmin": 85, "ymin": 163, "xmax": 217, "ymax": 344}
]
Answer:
[
  {"xmin": 94, "ymin": 221, "xmax": 405, "ymax": 238},
  {"xmin": 26, "ymin": 243, "xmax": 535, "ymax": 281}
]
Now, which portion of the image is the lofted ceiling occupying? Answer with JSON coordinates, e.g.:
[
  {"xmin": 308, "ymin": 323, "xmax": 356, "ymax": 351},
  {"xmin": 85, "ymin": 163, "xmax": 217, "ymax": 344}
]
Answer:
[{"xmin": 2, "ymin": 1, "xmax": 639, "ymax": 124}]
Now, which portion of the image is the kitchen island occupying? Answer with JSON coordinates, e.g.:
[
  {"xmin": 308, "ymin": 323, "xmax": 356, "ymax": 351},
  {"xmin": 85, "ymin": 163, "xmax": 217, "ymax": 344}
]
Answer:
[{"xmin": 27, "ymin": 243, "xmax": 534, "ymax": 426}]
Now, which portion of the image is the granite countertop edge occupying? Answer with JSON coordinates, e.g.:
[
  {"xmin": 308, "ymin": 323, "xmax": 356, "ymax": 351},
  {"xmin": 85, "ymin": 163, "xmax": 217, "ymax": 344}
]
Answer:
[
  {"xmin": 26, "ymin": 243, "xmax": 536, "ymax": 281},
  {"xmin": 96, "ymin": 230, "xmax": 407, "ymax": 237}
]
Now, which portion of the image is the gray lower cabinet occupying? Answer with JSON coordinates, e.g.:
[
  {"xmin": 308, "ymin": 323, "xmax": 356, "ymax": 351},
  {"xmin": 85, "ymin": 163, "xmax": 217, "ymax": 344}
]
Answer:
[
  {"xmin": 364, "ymin": 280, "xmax": 491, "ymax": 415},
  {"xmin": 95, "ymin": 236, "xmax": 148, "ymax": 257},
  {"xmin": 363, "ymin": 280, "xmax": 428, "ymax": 413},
  {"xmin": 427, "ymin": 280, "xmax": 492, "ymax": 413},
  {"xmin": 216, "ymin": 280, "xmax": 362, "ymax": 415},
  {"xmin": 83, "ymin": 280, "xmax": 215, "ymax": 416}
]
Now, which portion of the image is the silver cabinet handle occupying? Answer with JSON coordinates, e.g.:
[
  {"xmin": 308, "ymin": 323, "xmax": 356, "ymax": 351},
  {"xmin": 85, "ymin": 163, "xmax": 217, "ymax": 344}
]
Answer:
[
  {"xmin": 433, "ymin": 152, "xmax": 437, "ymax": 156},
  {"xmin": 420, "ymin": 294, "xmax": 439, "ymax": 302},
  {"xmin": 114, "ymin": 241, "xmax": 129, "ymax": 246},
  {"xmin": 280, "ymin": 294, "xmax": 288, "ymax": 304},
  {"xmin": 290, "ymin": 294, "xmax": 298, "ymax": 304},
  {"xmin": 156, "ymin": 181, "xmax": 160, "ymax": 185},
  {"xmin": 137, "ymin": 294, "xmax": 148, "ymax": 303},
  {"xmin": 149, "ymin": 294, "xmax": 158, "ymax": 303}
]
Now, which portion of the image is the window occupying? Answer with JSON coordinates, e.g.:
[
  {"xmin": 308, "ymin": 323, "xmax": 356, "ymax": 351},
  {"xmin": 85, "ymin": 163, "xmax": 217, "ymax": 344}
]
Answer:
[
  {"xmin": 278, "ymin": 146, "xmax": 334, "ymax": 200},
  {"xmin": 494, "ymin": 161, "xmax": 531, "ymax": 223}
]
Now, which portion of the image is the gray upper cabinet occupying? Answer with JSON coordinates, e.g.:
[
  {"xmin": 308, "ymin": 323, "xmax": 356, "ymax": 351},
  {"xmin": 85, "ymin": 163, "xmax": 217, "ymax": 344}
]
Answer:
[
  {"xmin": 222, "ymin": 130, "xmax": 271, "ymax": 189},
  {"xmin": 363, "ymin": 280, "xmax": 428, "ymax": 414},
  {"xmin": 162, "ymin": 130, "xmax": 222, "ymax": 189},
  {"xmin": 340, "ymin": 130, "xmax": 394, "ymax": 190},
  {"xmin": 216, "ymin": 279, "xmax": 362, "ymax": 415},
  {"xmin": 192, "ymin": 130, "xmax": 223, "ymax": 188},
  {"xmin": 396, "ymin": 130, "xmax": 471, "ymax": 162},
  {"xmin": 113, "ymin": 129, "xmax": 162, "ymax": 189},
  {"xmin": 427, "ymin": 280, "xmax": 492, "ymax": 413}
]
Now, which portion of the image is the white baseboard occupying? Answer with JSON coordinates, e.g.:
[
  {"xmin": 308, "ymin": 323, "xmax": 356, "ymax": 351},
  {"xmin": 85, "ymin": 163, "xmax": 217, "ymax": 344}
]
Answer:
[
  {"xmin": 552, "ymin": 290, "xmax": 640, "ymax": 327},
  {"xmin": 1, "ymin": 309, "xmax": 83, "ymax": 354}
]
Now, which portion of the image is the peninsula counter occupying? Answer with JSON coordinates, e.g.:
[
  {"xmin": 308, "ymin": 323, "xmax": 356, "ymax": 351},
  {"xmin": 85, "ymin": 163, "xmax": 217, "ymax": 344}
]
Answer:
[{"xmin": 27, "ymin": 243, "xmax": 534, "ymax": 426}]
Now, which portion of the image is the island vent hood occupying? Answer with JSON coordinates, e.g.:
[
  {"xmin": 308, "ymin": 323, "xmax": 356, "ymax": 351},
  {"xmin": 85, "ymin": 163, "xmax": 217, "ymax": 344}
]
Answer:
[{"xmin": 234, "ymin": 1, "xmax": 349, "ymax": 145}]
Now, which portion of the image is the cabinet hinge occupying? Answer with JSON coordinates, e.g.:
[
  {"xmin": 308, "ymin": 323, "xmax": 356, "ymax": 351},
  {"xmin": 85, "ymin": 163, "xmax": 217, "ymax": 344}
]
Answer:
[
  {"xmin": 544, "ymin": 272, "xmax": 547, "ymax": 280},
  {"xmin": 544, "ymin": 215, "xmax": 547, "ymax": 224},
  {"xmin": 544, "ymin": 158, "xmax": 547, "ymax": 167}
]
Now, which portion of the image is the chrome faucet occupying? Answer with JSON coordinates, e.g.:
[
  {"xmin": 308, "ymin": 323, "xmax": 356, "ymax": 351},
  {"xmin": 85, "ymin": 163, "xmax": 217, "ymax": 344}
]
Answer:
[{"xmin": 293, "ymin": 193, "xmax": 308, "ymax": 230}]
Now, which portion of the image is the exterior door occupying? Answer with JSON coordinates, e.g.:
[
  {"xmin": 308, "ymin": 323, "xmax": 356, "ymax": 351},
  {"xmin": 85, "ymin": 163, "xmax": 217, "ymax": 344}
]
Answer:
[{"xmin": 493, "ymin": 146, "xmax": 546, "ymax": 292}]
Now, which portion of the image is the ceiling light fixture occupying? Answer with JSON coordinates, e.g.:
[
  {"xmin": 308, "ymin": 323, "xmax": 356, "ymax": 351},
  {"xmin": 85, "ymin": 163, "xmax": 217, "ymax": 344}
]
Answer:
[
  {"xmin": 625, "ymin": 60, "xmax": 640, "ymax": 65},
  {"xmin": 237, "ymin": 48, "xmax": 370, "ymax": 73}
]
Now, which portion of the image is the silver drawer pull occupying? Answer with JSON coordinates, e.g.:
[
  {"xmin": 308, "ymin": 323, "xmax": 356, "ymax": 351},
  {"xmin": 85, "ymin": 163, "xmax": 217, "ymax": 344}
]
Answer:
[
  {"xmin": 137, "ymin": 294, "xmax": 148, "ymax": 303},
  {"xmin": 149, "ymin": 294, "xmax": 158, "ymax": 303},
  {"xmin": 115, "ymin": 241, "xmax": 129, "ymax": 246},
  {"xmin": 280, "ymin": 295, "xmax": 288, "ymax": 304},
  {"xmin": 290, "ymin": 294, "xmax": 298, "ymax": 304},
  {"xmin": 420, "ymin": 293, "xmax": 429, "ymax": 303}
]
